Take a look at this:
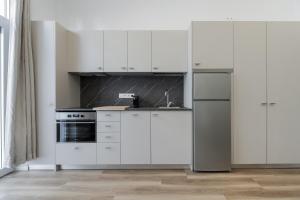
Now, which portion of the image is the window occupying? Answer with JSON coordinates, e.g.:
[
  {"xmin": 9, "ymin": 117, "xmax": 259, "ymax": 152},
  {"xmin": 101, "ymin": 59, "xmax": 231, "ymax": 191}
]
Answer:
[
  {"xmin": 0, "ymin": 0, "xmax": 9, "ymax": 173},
  {"xmin": 0, "ymin": 0, "xmax": 9, "ymax": 18}
]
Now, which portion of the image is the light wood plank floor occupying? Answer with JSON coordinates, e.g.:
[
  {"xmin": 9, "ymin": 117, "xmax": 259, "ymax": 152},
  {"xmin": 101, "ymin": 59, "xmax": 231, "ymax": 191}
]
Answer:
[{"xmin": 1, "ymin": 169, "xmax": 300, "ymax": 199}]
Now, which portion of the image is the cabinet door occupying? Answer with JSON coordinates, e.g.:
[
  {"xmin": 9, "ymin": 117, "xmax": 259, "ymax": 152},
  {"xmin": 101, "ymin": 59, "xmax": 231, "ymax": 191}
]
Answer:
[
  {"xmin": 121, "ymin": 112, "xmax": 150, "ymax": 164},
  {"xmin": 97, "ymin": 143, "xmax": 120, "ymax": 164},
  {"xmin": 233, "ymin": 22, "xmax": 267, "ymax": 164},
  {"xmin": 56, "ymin": 143, "xmax": 97, "ymax": 165},
  {"xmin": 151, "ymin": 111, "xmax": 192, "ymax": 164},
  {"xmin": 30, "ymin": 22, "xmax": 56, "ymax": 165},
  {"xmin": 67, "ymin": 31, "xmax": 103, "ymax": 72},
  {"xmin": 192, "ymin": 21, "xmax": 233, "ymax": 68},
  {"xmin": 267, "ymin": 22, "xmax": 300, "ymax": 164},
  {"xmin": 152, "ymin": 31, "xmax": 187, "ymax": 72},
  {"xmin": 128, "ymin": 31, "xmax": 151, "ymax": 72},
  {"xmin": 104, "ymin": 31, "xmax": 127, "ymax": 72}
]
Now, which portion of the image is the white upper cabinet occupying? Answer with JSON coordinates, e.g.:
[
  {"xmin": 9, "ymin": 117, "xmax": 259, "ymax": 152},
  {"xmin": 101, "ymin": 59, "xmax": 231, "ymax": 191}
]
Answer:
[
  {"xmin": 267, "ymin": 22, "xmax": 300, "ymax": 164},
  {"xmin": 151, "ymin": 111, "xmax": 192, "ymax": 164},
  {"xmin": 104, "ymin": 31, "xmax": 127, "ymax": 72},
  {"xmin": 121, "ymin": 112, "xmax": 151, "ymax": 164},
  {"xmin": 152, "ymin": 30, "xmax": 188, "ymax": 72},
  {"xmin": 233, "ymin": 22, "xmax": 267, "ymax": 164},
  {"xmin": 192, "ymin": 21, "xmax": 233, "ymax": 69},
  {"xmin": 128, "ymin": 31, "xmax": 151, "ymax": 72},
  {"xmin": 67, "ymin": 31, "xmax": 104, "ymax": 72}
]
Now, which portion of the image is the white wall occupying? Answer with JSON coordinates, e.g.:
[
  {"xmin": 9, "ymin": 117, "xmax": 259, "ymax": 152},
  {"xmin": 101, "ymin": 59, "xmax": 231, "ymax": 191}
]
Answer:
[{"xmin": 31, "ymin": 0, "xmax": 300, "ymax": 30}]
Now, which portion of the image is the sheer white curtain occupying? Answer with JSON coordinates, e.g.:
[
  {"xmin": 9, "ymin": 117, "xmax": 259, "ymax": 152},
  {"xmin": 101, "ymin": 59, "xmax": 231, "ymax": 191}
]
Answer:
[{"xmin": 4, "ymin": 0, "xmax": 36, "ymax": 168}]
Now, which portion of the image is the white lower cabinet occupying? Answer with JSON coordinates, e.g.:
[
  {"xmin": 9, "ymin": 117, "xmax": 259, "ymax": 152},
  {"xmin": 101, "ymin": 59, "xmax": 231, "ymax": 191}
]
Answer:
[
  {"xmin": 56, "ymin": 143, "xmax": 97, "ymax": 165},
  {"xmin": 121, "ymin": 112, "xmax": 151, "ymax": 164},
  {"xmin": 151, "ymin": 111, "xmax": 192, "ymax": 164},
  {"xmin": 97, "ymin": 111, "xmax": 121, "ymax": 165},
  {"xmin": 69, "ymin": 111, "xmax": 192, "ymax": 167},
  {"xmin": 97, "ymin": 143, "xmax": 120, "ymax": 164}
]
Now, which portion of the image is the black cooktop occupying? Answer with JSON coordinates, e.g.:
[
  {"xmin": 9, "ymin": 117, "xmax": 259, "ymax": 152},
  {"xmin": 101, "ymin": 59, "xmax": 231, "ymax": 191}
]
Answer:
[{"xmin": 56, "ymin": 108, "xmax": 95, "ymax": 112}]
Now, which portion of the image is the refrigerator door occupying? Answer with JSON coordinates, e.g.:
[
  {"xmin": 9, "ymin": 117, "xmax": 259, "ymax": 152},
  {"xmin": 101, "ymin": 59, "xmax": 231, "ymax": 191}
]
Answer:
[
  {"xmin": 193, "ymin": 100, "xmax": 231, "ymax": 171},
  {"xmin": 193, "ymin": 73, "xmax": 231, "ymax": 100}
]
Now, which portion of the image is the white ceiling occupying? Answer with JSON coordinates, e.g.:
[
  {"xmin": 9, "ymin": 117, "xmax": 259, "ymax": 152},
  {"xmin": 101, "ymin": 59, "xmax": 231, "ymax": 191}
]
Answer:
[{"xmin": 31, "ymin": 0, "xmax": 300, "ymax": 30}]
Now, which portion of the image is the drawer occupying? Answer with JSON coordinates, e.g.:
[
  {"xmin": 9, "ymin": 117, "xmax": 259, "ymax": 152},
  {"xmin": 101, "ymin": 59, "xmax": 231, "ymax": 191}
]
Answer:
[
  {"xmin": 97, "ymin": 132, "xmax": 120, "ymax": 143},
  {"xmin": 56, "ymin": 143, "xmax": 97, "ymax": 165},
  {"xmin": 97, "ymin": 122, "xmax": 120, "ymax": 132},
  {"xmin": 97, "ymin": 111, "xmax": 120, "ymax": 122},
  {"xmin": 97, "ymin": 143, "xmax": 120, "ymax": 164}
]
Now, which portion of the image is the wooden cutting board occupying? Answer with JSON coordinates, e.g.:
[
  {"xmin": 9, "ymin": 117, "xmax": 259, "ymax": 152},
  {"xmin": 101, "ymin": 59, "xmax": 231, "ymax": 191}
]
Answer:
[{"xmin": 93, "ymin": 106, "xmax": 130, "ymax": 111}]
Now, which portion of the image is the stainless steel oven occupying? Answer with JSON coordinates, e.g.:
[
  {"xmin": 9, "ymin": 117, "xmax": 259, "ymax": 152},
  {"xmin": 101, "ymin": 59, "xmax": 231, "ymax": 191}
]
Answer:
[{"xmin": 56, "ymin": 111, "xmax": 96, "ymax": 143}]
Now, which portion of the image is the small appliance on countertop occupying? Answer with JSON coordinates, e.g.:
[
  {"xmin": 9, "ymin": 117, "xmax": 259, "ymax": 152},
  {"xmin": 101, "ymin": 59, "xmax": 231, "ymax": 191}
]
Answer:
[{"xmin": 132, "ymin": 95, "xmax": 139, "ymax": 108}]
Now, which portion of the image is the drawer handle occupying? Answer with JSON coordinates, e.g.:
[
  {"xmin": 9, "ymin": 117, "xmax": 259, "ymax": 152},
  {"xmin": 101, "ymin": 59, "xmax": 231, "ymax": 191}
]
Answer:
[
  {"xmin": 105, "ymin": 114, "xmax": 111, "ymax": 117},
  {"xmin": 152, "ymin": 113, "xmax": 159, "ymax": 117},
  {"xmin": 121, "ymin": 67, "xmax": 127, "ymax": 70},
  {"xmin": 153, "ymin": 67, "xmax": 159, "ymax": 70},
  {"xmin": 194, "ymin": 62, "xmax": 201, "ymax": 66},
  {"xmin": 129, "ymin": 67, "xmax": 135, "ymax": 70},
  {"xmin": 105, "ymin": 146, "xmax": 112, "ymax": 150},
  {"xmin": 98, "ymin": 67, "xmax": 102, "ymax": 70},
  {"xmin": 105, "ymin": 136, "xmax": 112, "ymax": 139},
  {"xmin": 132, "ymin": 113, "xmax": 138, "ymax": 116},
  {"xmin": 74, "ymin": 147, "xmax": 80, "ymax": 150},
  {"xmin": 105, "ymin": 125, "xmax": 111, "ymax": 128}
]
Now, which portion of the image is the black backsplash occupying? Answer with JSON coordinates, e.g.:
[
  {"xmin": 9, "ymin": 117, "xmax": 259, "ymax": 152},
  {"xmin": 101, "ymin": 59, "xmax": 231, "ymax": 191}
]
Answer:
[{"xmin": 80, "ymin": 75, "xmax": 184, "ymax": 108}]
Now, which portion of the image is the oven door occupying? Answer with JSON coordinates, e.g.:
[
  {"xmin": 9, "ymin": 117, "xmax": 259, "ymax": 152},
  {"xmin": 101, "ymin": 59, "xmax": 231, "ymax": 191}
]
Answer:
[{"xmin": 56, "ymin": 120, "xmax": 96, "ymax": 143}]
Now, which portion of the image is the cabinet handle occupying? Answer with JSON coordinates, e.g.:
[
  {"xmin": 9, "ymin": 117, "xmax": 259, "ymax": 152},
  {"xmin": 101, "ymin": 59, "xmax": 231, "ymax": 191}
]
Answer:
[
  {"xmin": 105, "ymin": 114, "xmax": 111, "ymax": 117},
  {"xmin": 105, "ymin": 136, "xmax": 112, "ymax": 139},
  {"xmin": 194, "ymin": 63, "xmax": 201, "ymax": 66},
  {"xmin": 261, "ymin": 102, "xmax": 267, "ymax": 105},
  {"xmin": 152, "ymin": 113, "xmax": 159, "ymax": 117},
  {"xmin": 129, "ymin": 67, "xmax": 135, "ymax": 70},
  {"xmin": 105, "ymin": 125, "xmax": 111, "ymax": 128},
  {"xmin": 132, "ymin": 113, "xmax": 139, "ymax": 116},
  {"xmin": 269, "ymin": 102, "xmax": 277, "ymax": 105},
  {"xmin": 153, "ymin": 67, "xmax": 159, "ymax": 70},
  {"xmin": 98, "ymin": 67, "xmax": 102, "ymax": 70},
  {"xmin": 121, "ymin": 67, "xmax": 127, "ymax": 70},
  {"xmin": 74, "ymin": 147, "xmax": 80, "ymax": 150},
  {"xmin": 105, "ymin": 146, "xmax": 112, "ymax": 150}
]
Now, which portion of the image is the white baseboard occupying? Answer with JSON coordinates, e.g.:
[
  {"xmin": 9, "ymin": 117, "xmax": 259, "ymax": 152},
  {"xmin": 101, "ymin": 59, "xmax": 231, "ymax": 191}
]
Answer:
[
  {"xmin": 16, "ymin": 164, "xmax": 190, "ymax": 171},
  {"xmin": 232, "ymin": 164, "xmax": 300, "ymax": 169},
  {"xmin": 15, "ymin": 164, "xmax": 56, "ymax": 171}
]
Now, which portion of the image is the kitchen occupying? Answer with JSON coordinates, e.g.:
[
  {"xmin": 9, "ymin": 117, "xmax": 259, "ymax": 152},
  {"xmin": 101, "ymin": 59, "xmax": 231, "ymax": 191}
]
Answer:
[{"xmin": 1, "ymin": 0, "xmax": 300, "ymax": 199}]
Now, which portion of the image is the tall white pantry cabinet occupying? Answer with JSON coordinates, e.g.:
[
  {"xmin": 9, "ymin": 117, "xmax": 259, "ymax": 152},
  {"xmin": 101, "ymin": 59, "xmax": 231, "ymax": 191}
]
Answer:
[
  {"xmin": 30, "ymin": 21, "xmax": 80, "ymax": 167},
  {"xmin": 232, "ymin": 22, "xmax": 300, "ymax": 164}
]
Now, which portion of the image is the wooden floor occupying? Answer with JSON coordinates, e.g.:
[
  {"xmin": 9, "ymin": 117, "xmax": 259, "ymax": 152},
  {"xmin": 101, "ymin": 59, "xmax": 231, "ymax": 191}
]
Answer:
[{"xmin": 1, "ymin": 169, "xmax": 300, "ymax": 199}]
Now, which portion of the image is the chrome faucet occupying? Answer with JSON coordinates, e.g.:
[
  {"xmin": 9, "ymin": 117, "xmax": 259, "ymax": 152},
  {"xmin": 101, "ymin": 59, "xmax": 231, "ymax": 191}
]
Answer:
[{"xmin": 164, "ymin": 89, "xmax": 173, "ymax": 107}]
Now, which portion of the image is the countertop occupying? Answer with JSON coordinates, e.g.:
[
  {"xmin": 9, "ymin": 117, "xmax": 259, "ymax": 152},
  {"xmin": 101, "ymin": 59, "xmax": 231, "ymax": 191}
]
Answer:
[
  {"xmin": 56, "ymin": 107, "xmax": 192, "ymax": 112},
  {"xmin": 126, "ymin": 107, "xmax": 192, "ymax": 111}
]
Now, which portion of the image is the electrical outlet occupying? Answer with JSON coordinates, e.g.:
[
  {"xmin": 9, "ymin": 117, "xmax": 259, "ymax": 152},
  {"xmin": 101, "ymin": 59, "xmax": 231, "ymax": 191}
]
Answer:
[{"xmin": 119, "ymin": 93, "xmax": 135, "ymax": 99}]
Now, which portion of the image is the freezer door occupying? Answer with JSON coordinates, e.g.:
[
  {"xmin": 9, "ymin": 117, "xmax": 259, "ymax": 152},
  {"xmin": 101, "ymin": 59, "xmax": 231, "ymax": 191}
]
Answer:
[
  {"xmin": 193, "ymin": 101, "xmax": 231, "ymax": 171},
  {"xmin": 193, "ymin": 73, "xmax": 231, "ymax": 100}
]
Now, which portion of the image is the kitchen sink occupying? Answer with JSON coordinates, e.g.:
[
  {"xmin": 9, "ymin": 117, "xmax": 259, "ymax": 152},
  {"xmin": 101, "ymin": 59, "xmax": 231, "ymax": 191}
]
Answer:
[{"xmin": 158, "ymin": 107, "xmax": 181, "ymax": 109}]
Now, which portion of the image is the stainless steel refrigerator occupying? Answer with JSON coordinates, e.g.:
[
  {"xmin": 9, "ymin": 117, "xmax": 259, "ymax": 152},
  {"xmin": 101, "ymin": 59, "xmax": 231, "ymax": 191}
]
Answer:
[{"xmin": 193, "ymin": 71, "xmax": 231, "ymax": 171}]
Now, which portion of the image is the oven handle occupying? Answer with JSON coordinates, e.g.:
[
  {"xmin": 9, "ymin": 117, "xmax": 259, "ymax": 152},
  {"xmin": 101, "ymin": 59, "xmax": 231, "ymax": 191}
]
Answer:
[{"xmin": 56, "ymin": 122, "xmax": 95, "ymax": 124}]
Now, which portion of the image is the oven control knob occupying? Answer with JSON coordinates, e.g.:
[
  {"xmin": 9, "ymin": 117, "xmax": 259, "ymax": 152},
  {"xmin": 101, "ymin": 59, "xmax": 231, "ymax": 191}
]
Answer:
[
  {"xmin": 67, "ymin": 114, "xmax": 72, "ymax": 118},
  {"xmin": 81, "ymin": 115, "xmax": 84, "ymax": 118}
]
